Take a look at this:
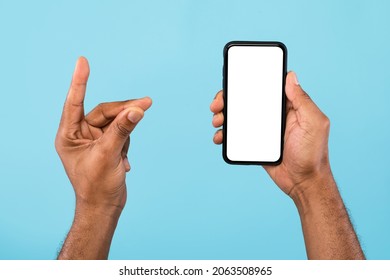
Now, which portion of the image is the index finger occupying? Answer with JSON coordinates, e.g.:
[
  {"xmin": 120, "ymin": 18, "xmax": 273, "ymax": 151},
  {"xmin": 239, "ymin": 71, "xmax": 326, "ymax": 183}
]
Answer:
[
  {"xmin": 85, "ymin": 97, "xmax": 152, "ymax": 127},
  {"xmin": 210, "ymin": 90, "xmax": 224, "ymax": 113}
]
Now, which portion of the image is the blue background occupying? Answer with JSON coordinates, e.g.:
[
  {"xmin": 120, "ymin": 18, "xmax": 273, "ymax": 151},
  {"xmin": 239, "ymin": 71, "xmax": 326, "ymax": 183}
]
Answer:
[{"xmin": 0, "ymin": 0, "xmax": 389, "ymax": 259}]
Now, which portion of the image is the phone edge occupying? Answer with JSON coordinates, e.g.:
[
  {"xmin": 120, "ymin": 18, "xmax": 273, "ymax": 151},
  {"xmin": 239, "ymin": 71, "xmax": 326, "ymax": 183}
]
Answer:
[{"xmin": 222, "ymin": 41, "xmax": 287, "ymax": 166}]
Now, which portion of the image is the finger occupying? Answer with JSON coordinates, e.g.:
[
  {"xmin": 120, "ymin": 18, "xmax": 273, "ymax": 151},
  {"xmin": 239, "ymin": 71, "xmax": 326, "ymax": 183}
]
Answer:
[
  {"xmin": 121, "ymin": 137, "xmax": 131, "ymax": 172},
  {"xmin": 85, "ymin": 97, "xmax": 152, "ymax": 127},
  {"xmin": 212, "ymin": 112, "xmax": 224, "ymax": 128},
  {"xmin": 213, "ymin": 129, "xmax": 223, "ymax": 144},
  {"xmin": 285, "ymin": 71, "xmax": 322, "ymax": 119},
  {"xmin": 99, "ymin": 106, "xmax": 145, "ymax": 156},
  {"xmin": 61, "ymin": 57, "xmax": 90, "ymax": 129},
  {"xmin": 210, "ymin": 90, "xmax": 224, "ymax": 113},
  {"xmin": 123, "ymin": 156, "xmax": 131, "ymax": 172}
]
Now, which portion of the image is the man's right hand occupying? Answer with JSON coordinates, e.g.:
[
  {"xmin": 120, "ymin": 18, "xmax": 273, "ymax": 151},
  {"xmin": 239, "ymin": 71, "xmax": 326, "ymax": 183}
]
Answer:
[
  {"xmin": 210, "ymin": 71, "xmax": 365, "ymax": 259},
  {"xmin": 210, "ymin": 71, "xmax": 332, "ymax": 198}
]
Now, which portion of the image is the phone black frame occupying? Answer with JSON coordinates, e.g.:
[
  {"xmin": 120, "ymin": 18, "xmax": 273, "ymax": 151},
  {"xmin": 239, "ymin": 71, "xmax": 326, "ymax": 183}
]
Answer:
[{"xmin": 222, "ymin": 41, "xmax": 287, "ymax": 165}]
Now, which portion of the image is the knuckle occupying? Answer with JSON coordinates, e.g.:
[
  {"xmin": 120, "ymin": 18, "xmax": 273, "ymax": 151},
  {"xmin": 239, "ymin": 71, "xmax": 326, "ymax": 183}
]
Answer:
[
  {"xmin": 98, "ymin": 102, "xmax": 108, "ymax": 109},
  {"xmin": 321, "ymin": 115, "xmax": 331, "ymax": 131},
  {"xmin": 54, "ymin": 136, "xmax": 62, "ymax": 153},
  {"xmin": 113, "ymin": 122, "xmax": 130, "ymax": 139},
  {"xmin": 302, "ymin": 92, "xmax": 312, "ymax": 101},
  {"xmin": 94, "ymin": 102, "xmax": 106, "ymax": 114},
  {"xmin": 54, "ymin": 130, "xmax": 66, "ymax": 153},
  {"xmin": 67, "ymin": 98, "xmax": 84, "ymax": 109},
  {"xmin": 95, "ymin": 103, "xmax": 104, "ymax": 111},
  {"xmin": 323, "ymin": 115, "xmax": 330, "ymax": 126}
]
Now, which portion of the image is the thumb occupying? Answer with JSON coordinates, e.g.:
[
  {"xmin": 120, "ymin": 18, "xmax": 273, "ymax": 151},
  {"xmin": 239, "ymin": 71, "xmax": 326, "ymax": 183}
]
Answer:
[
  {"xmin": 285, "ymin": 71, "xmax": 321, "ymax": 118},
  {"xmin": 99, "ymin": 107, "xmax": 145, "ymax": 156}
]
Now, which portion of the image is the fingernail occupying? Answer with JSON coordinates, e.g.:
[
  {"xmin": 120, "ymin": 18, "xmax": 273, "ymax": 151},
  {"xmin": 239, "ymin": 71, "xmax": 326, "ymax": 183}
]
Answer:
[
  {"xmin": 127, "ymin": 111, "xmax": 142, "ymax": 123},
  {"xmin": 291, "ymin": 71, "xmax": 299, "ymax": 85}
]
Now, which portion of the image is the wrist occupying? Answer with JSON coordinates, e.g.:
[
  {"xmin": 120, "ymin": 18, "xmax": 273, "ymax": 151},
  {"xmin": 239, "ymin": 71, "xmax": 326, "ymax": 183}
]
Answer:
[
  {"xmin": 75, "ymin": 200, "xmax": 123, "ymax": 223},
  {"xmin": 288, "ymin": 162, "xmax": 333, "ymax": 199},
  {"xmin": 72, "ymin": 182, "xmax": 127, "ymax": 221},
  {"xmin": 73, "ymin": 201, "xmax": 122, "ymax": 246},
  {"xmin": 289, "ymin": 170, "xmax": 340, "ymax": 213}
]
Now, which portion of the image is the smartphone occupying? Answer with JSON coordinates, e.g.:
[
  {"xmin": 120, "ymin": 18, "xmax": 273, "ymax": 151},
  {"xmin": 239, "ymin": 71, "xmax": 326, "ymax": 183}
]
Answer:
[{"xmin": 222, "ymin": 41, "xmax": 287, "ymax": 165}]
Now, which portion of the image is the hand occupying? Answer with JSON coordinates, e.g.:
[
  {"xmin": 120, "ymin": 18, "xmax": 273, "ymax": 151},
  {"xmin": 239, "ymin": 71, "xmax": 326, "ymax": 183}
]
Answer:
[
  {"xmin": 210, "ymin": 71, "xmax": 332, "ymax": 198},
  {"xmin": 55, "ymin": 57, "xmax": 152, "ymax": 216},
  {"xmin": 211, "ymin": 72, "xmax": 365, "ymax": 259}
]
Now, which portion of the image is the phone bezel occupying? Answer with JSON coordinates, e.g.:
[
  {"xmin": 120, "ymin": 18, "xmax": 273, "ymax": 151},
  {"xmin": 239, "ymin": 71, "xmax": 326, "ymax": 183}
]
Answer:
[{"xmin": 222, "ymin": 41, "xmax": 287, "ymax": 165}]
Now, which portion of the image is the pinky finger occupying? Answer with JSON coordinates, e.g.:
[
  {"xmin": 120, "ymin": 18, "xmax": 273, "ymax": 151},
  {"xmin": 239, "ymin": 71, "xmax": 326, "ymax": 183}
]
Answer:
[{"xmin": 213, "ymin": 129, "xmax": 223, "ymax": 145}]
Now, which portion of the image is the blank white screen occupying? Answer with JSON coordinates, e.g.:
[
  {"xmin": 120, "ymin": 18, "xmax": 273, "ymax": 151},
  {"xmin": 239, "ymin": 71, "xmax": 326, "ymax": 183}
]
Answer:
[{"xmin": 226, "ymin": 45, "xmax": 283, "ymax": 162}]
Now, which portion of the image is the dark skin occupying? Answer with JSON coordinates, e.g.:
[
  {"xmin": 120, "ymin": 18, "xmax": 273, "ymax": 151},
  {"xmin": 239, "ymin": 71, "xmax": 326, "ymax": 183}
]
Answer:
[
  {"xmin": 56, "ymin": 57, "xmax": 364, "ymax": 259},
  {"xmin": 210, "ymin": 72, "xmax": 365, "ymax": 259},
  {"xmin": 56, "ymin": 57, "xmax": 152, "ymax": 259}
]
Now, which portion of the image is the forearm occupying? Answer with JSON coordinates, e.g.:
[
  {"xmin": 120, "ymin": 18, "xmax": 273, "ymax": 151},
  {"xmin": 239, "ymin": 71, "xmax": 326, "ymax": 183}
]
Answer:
[
  {"xmin": 291, "ymin": 174, "xmax": 365, "ymax": 260},
  {"xmin": 57, "ymin": 204, "xmax": 122, "ymax": 260}
]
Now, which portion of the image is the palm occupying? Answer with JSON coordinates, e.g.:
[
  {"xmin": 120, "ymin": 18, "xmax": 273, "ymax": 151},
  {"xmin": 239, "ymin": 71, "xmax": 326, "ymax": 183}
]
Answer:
[
  {"xmin": 264, "ymin": 98, "xmax": 329, "ymax": 196},
  {"xmin": 79, "ymin": 119, "xmax": 105, "ymax": 141},
  {"xmin": 57, "ymin": 108, "xmax": 130, "ymax": 210},
  {"xmin": 264, "ymin": 103, "xmax": 306, "ymax": 194}
]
